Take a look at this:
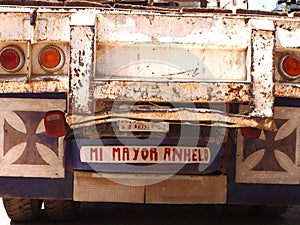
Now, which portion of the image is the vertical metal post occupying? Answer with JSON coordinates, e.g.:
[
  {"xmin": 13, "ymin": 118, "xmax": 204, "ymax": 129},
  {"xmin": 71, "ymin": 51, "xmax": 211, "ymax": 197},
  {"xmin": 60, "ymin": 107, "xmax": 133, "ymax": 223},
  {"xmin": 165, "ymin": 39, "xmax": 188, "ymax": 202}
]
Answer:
[
  {"xmin": 69, "ymin": 13, "xmax": 96, "ymax": 114},
  {"xmin": 249, "ymin": 20, "xmax": 275, "ymax": 118}
]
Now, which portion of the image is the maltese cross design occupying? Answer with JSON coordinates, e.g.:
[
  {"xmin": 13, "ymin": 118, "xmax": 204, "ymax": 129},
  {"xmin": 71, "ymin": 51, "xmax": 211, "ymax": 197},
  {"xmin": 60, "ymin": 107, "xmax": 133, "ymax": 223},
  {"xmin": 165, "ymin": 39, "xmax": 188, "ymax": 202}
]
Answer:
[
  {"xmin": 236, "ymin": 106, "xmax": 300, "ymax": 185},
  {"xmin": 4, "ymin": 111, "xmax": 59, "ymax": 165},
  {"xmin": 242, "ymin": 119, "xmax": 296, "ymax": 172}
]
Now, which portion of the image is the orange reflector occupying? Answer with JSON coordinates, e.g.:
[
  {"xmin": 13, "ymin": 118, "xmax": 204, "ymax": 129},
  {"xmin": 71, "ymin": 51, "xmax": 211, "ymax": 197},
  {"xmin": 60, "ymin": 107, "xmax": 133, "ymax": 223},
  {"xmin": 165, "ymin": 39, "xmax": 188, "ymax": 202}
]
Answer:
[
  {"xmin": 44, "ymin": 111, "xmax": 66, "ymax": 138},
  {"xmin": 241, "ymin": 127, "xmax": 261, "ymax": 139},
  {"xmin": 279, "ymin": 55, "xmax": 300, "ymax": 80},
  {"xmin": 39, "ymin": 46, "xmax": 64, "ymax": 71}
]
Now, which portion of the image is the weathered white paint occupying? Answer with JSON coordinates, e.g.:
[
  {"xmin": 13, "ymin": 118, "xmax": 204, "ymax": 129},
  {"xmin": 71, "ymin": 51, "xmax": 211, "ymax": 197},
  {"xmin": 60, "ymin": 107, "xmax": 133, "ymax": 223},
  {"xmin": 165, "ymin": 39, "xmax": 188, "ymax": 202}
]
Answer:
[
  {"xmin": 69, "ymin": 26, "xmax": 94, "ymax": 113},
  {"xmin": 249, "ymin": 29, "xmax": 275, "ymax": 118},
  {"xmin": 93, "ymin": 81, "xmax": 250, "ymax": 102},
  {"xmin": 96, "ymin": 13, "xmax": 249, "ymax": 46},
  {"xmin": 0, "ymin": 6, "xmax": 298, "ymax": 127},
  {"xmin": 248, "ymin": 18, "xmax": 275, "ymax": 31},
  {"xmin": 95, "ymin": 43, "xmax": 247, "ymax": 81},
  {"xmin": 71, "ymin": 11, "xmax": 97, "ymax": 26},
  {"xmin": 275, "ymin": 20, "xmax": 300, "ymax": 48}
]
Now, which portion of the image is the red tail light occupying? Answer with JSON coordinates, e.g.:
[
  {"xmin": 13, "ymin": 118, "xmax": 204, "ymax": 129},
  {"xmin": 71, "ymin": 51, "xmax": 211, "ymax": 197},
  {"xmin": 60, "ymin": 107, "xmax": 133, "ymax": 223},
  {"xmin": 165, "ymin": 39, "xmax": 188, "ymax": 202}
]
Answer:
[
  {"xmin": 44, "ymin": 111, "xmax": 66, "ymax": 137},
  {"xmin": 241, "ymin": 127, "xmax": 261, "ymax": 139},
  {"xmin": 39, "ymin": 46, "xmax": 65, "ymax": 72},
  {"xmin": 279, "ymin": 55, "xmax": 300, "ymax": 80},
  {"xmin": 0, "ymin": 46, "xmax": 24, "ymax": 72}
]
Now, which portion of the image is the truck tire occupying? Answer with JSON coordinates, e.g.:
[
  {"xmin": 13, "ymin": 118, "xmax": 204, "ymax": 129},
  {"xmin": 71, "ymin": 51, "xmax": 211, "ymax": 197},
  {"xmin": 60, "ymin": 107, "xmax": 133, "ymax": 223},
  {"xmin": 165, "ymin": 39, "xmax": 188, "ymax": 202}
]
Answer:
[
  {"xmin": 2, "ymin": 198, "xmax": 42, "ymax": 222},
  {"xmin": 44, "ymin": 199, "xmax": 80, "ymax": 221},
  {"xmin": 255, "ymin": 205, "xmax": 289, "ymax": 216}
]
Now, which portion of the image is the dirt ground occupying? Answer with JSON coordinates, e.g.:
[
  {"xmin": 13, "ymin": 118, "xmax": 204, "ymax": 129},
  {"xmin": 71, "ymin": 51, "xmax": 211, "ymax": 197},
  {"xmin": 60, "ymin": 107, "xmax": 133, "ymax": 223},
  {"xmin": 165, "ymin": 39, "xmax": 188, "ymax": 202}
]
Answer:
[{"xmin": 1, "ymin": 198, "xmax": 300, "ymax": 225}]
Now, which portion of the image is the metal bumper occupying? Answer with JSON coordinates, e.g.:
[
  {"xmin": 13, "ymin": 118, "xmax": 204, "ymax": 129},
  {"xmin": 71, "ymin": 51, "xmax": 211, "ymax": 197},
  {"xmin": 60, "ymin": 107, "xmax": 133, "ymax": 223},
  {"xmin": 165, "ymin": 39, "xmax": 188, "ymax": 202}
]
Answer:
[{"xmin": 66, "ymin": 108, "xmax": 277, "ymax": 131}]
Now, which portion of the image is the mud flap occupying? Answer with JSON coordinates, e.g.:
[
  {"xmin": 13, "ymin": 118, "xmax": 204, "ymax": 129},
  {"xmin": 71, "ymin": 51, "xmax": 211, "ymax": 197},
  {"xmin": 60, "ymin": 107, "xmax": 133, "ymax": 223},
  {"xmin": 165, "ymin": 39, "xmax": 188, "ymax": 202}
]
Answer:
[
  {"xmin": 228, "ymin": 99, "xmax": 300, "ymax": 205},
  {"xmin": 236, "ymin": 105, "xmax": 300, "ymax": 185},
  {"xmin": 0, "ymin": 97, "xmax": 65, "ymax": 178}
]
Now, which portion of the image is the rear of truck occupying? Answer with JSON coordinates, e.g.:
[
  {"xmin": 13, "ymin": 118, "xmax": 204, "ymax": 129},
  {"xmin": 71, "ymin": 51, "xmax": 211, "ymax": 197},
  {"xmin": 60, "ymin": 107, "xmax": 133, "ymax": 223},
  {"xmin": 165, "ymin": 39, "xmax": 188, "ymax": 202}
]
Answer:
[{"xmin": 0, "ymin": 1, "xmax": 300, "ymax": 222}]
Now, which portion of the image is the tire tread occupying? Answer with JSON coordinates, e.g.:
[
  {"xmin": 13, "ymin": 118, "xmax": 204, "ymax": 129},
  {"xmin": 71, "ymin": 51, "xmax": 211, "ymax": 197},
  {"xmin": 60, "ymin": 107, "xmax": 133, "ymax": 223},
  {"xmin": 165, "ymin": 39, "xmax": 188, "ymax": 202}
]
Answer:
[
  {"xmin": 44, "ymin": 199, "xmax": 80, "ymax": 221},
  {"xmin": 2, "ymin": 198, "xmax": 42, "ymax": 222}
]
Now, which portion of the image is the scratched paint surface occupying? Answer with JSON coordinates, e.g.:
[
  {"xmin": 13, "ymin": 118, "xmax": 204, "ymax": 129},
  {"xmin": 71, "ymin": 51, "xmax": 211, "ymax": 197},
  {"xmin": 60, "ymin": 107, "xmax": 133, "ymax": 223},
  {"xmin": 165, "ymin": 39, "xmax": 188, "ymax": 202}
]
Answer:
[{"xmin": 95, "ymin": 13, "xmax": 248, "ymax": 82}]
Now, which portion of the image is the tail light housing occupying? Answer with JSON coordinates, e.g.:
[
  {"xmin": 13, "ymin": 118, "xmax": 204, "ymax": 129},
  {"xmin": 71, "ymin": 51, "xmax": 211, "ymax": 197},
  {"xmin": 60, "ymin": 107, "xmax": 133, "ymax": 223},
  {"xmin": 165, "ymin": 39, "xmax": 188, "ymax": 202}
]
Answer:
[
  {"xmin": 241, "ymin": 127, "xmax": 262, "ymax": 139},
  {"xmin": 0, "ymin": 46, "xmax": 24, "ymax": 72},
  {"xmin": 44, "ymin": 111, "xmax": 66, "ymax": 137},
  {"xmin": 279, "ymin": 55, "xmax": 300, "ymax": 80},
  {"xmin": 39, "ymin": 46, "xmax": 65, "ymax": 72}
]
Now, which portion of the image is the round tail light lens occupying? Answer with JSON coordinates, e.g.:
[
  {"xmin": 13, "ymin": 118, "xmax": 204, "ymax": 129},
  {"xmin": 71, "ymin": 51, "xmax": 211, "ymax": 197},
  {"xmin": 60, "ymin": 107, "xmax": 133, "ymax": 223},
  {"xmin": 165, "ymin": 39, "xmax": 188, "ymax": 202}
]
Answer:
[
  {"xmin": 39, "ymin": 46, "xmax": 65, "ymax": 72},
  {"xmin": 279, "ymin": 55, "xmax": 300, "ymax": 80},
  {"xmin": 0, "ymin": 46, "xmax": 24, "ymax": 72}
]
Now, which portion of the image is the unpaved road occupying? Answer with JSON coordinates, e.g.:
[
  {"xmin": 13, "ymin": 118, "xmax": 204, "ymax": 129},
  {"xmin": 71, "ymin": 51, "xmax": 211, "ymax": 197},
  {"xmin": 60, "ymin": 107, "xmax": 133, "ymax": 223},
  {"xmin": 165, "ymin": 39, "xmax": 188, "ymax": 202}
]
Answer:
[{"xmin": 1, "ymin": 198, "xmax": 300, "ymax": 225}]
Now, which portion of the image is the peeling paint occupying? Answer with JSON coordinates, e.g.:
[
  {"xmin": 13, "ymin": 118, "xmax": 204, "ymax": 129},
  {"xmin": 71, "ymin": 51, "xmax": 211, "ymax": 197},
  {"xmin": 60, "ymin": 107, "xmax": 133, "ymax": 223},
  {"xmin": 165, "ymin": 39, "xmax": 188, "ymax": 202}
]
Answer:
[
  {"xmin": 69, "ymin": 25, "xmax": 94, "ymax": 114},
  {"xmin": 275, "ymin": 83, "xmax": 300, "ymax": 98},
  {"xmin": 0, "ymin": 80, "xmax": 68, "ymax": 93},
  {"xmin": 0, "ymin": 7, "xmax": 299, "ymax": 130},
  {"xmin": 249, "ymin": 29, "xmax": 275, "ymax": 118},
  {"xmin": 93, "ymin": 81, "xmax": 250, "ymax": 103},
  {"xmin": 275, "ymin": 20, "xmax": 300, "ymax": 48},
  {"xmin": 96, "ymin": 13, "xmax": 249, "ymax": 47}
]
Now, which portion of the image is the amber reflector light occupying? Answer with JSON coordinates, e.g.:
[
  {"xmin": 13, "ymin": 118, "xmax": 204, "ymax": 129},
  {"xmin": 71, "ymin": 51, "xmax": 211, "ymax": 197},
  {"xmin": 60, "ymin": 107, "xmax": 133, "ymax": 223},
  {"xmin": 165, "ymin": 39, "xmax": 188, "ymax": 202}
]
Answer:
[
  {"xmin": 279, "ymin": 55, "xmax": 300, "ymax": 80},
  {"xmin": 39, "ymin": 46, "xmax": 64, "ymax": 71}
]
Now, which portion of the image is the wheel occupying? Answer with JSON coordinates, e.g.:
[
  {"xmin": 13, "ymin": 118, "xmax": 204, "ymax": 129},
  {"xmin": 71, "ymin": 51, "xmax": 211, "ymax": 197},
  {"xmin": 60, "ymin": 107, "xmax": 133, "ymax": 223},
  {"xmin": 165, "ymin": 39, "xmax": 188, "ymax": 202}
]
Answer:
[
  {"xmin": 2, "ymin": 198, "xmax": 42, "ymax": 222},
  {"xmin": 255, "ymin": 205, "xmax": 289, "ymax": 216},
  {"xmin": 44, "ymin": 199, "xmax": 80, "ymax": 221}
]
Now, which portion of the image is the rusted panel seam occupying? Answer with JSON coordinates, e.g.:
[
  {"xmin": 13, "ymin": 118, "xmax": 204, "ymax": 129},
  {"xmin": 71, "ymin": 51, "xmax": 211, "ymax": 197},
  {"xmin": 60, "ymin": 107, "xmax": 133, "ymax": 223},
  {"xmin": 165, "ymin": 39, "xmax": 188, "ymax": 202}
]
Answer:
[
  {"xmin": 93, "ymin": 81, "xmax": 251, "ymax": 103},
  {"xmin": 0, "ymin": 80, "xmax": 68, "ymax": 93},
  {"xmin": 275, "ymin": 83, "xmax": 300, "ymax": 98}
]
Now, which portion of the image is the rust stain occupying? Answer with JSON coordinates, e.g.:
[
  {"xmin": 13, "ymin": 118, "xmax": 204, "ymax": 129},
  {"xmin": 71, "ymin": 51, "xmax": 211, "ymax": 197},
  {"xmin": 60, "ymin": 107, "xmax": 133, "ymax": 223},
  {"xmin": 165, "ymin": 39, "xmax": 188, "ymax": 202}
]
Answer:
[
  {"xmin": 93, "ymin": 81, "xmax": 251, "ymax": 103},
  {"xmin": 0, "ymin": 80, "xmax": 68, "ymax": 93},
  {"xmin": 275, "ymin": 84, "xmax": 300, "ymax": 98}
]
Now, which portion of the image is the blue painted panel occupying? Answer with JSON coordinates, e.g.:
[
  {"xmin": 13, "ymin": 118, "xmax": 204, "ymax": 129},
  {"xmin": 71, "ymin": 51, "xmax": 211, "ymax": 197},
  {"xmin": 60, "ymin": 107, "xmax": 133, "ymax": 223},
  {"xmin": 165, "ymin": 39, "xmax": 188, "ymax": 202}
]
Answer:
[
  {"xmin": 0, "ymin": 171, "xmax": 73, "ymax": 199},
  {"xmin": 275, "ymin": 97, "xmax": 300, "ymax": 107},
  {"xmin": 0, "ymin": 92, "xmax": 66, "ymax": 99}
]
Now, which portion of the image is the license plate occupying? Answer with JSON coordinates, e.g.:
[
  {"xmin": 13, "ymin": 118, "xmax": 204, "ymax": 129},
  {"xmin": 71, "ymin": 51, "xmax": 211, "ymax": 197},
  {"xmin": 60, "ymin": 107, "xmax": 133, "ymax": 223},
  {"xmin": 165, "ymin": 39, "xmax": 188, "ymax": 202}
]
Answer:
[
  {"xmin": 118, "ymin": 120, "xmax": 169, "ymax": 132},
  {"xmin": 80, "ymin": 146, "xmax": 211, "ymax": 164}
]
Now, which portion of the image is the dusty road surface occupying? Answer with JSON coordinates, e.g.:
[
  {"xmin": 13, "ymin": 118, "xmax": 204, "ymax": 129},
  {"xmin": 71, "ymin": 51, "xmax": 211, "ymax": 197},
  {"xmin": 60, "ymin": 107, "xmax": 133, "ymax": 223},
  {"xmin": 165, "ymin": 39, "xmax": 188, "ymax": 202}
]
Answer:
[{"xmin": 1, "ymin": 198, "xmax": 300, "ymax": 225}]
